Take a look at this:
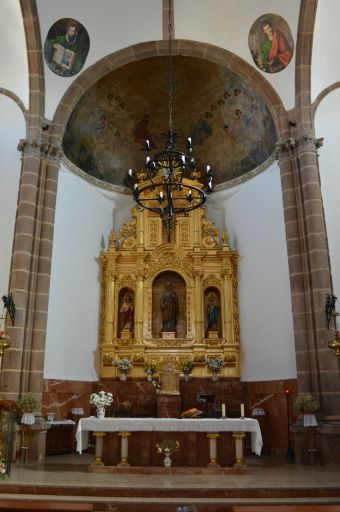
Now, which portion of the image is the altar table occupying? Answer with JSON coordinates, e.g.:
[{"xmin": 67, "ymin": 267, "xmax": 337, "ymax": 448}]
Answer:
[{"xmin": 76, "ymin": 417, "xmax": 262, "ymax": 468}]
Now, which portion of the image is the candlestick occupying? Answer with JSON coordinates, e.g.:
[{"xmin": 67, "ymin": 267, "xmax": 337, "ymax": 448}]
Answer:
[
  {"xmin": 240, "ymin": 403, "xmax": 245, "ymax": 418},
  {"xmin": 221, "ymin": 403, "xmax": 226, "ymax": 418}
]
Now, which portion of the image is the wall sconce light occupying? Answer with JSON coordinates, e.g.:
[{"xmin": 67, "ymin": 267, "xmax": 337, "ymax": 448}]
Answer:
[
  {"xmin": 252, "ymin": 407, "xmax": 265, "ymax": 417},
  {"xmin": 71, "ymin": 407, "xmax": 84, "ymax": 416}
]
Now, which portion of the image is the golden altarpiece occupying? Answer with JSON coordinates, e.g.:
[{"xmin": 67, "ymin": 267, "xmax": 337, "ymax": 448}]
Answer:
[{"xmin": 99, "ymin": 205, "xmax": 240, "ymax": 379}]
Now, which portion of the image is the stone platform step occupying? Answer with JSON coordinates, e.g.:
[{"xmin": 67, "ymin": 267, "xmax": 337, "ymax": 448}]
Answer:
[{"xmin": 0, "ymin": 494, "xmax": 340, "ymax": 512}]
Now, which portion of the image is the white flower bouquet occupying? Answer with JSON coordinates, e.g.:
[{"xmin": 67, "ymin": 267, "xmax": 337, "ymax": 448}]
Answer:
[
  {"xmin": 144, "ymin": 361, "xmax": 158, "ymax": 376},
  {"xmin": 113, "ymin": 357, "xmax": 133, "ymax": 374},
  {"xmin": 89, "ymin": 390, "xmax": 113, "ymax": 408},
  {"xmin": 207, "ymin": 356, "xmax": 224, "ymax": 373}
]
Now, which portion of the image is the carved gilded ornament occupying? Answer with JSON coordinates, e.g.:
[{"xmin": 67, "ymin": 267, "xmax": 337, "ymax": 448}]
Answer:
[
  {"xmin": 193, "ymin": 352, "xmax": 206, "ymax": 365},
  {"xmin": 203, "ymin": 275, "xmax": 221, "ymax": 290},
  {"xmin": 116, "ymin": 275, "xmax": 137, "ymax": 291},
  {"xmin": 146, "ymin": 249, "xmax": 193, "ymax": 279},
  {"xmin": 119, "ymin": 215, "xmax": 137, "ymax": 249},
  {"xmin": 221, "ymin": 229, "xmax": 230, "ymax": 248},
  {"xmin": 102, "ymin": 352, "xmax": 114, "ymax": 366},
  {"xmin": 109, "ymin": 230, "xmax": 116, "ymax": 249},
  {"xmin": 201, "ymin": 211, "xmax": 219, "ymax": 248},
  {"xmin": 224, "ymin": 353, "xmax": 237, "ymax": 367},
  {"xmin": 132, "ymin": 352, "xmax": 145, "ymax": 364}
]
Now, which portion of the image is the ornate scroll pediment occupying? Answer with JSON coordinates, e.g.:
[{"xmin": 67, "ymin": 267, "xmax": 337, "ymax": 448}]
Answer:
[
  {"xmin": 116, "ymin": 275, "xmax": 137, "ymax": 291},
  {"xmin": 203, "ymin": 274, "xmax": 221, "ymax": 290},
  {"xmin": 146, "ymin": 245, "xmax": 193, "ymax": 279}
]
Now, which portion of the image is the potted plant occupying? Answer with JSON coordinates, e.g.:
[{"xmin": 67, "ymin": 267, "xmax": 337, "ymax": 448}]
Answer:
[
  {"xmin": 207, "ymin": 356, "xmax": 224, "ymax": 381},
  {"xmin": 17, "ymin": 393, "xmax": 41, "ymax": 413},
  {"xmin": 180, "ymin": 359, "xmax": 194, "ymax": 381},
  {"xmin": 17, "ymin": 393, "xmax": 41, "ymax": 426},
  {"xmin": 113, "ymin": 357, "xmax": 133, "ymax": 381},
  {"xmin": 295, "ymin": 393, "xmax": 320, "ymax": 414},
  {"xmin": 144, "ymin": 361, "xmax": 158, "ymax": 382}
]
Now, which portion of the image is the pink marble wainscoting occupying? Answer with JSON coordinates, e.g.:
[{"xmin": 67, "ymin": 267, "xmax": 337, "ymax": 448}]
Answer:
[
  {"xmin": 42, "ymin": 377, "xmax": 297, "ymax": 456},
  {"xmin": 42, "ymin": 379, "xmax": 93, "ymax": 419},
  {"xmin": 247, "ymin": 378, "xmax": 298, "ymax": 456}
]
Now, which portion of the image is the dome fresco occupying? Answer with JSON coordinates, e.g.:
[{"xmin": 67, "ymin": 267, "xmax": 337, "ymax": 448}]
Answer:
[{"xmin": 63, "ymin": 56, "xmax": 277, "ymax": 190}]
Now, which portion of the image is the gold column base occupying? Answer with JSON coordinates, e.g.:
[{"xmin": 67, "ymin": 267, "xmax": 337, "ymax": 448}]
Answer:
[
  {"xmin": 232, "ymin": 432, "xmax": 247, "ymax": 468},
  {"xmin": 118, "ymin": 431, "xmax": 132, "ymax": 466},
  {"xmin": 92, "ymin": 432, "xmax": 106, "ymax": 466},
  {"xmin": 206, "ymin": 432, "xmax": 220, "ymax": 466}
]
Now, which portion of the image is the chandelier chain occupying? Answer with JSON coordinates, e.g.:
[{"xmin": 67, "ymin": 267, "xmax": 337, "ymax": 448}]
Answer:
[{"xmin": 168, "ymin": 0, "xmax": 173, "ymax": 137}]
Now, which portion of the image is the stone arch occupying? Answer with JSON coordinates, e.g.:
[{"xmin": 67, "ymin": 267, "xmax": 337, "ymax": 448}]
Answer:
[
  {"xmin": 19, "ymin": 0, "xmax": 45, "ymax": 136},
  {"xmin": 0, "ymin": 88, "xmax": 27, "ymax": 119},
  {"xmin": 312, "ymin": 81, "xmax": 340, "ymax": 117},
  {"xmin": 50, "ymin": 39, "xmax": 288, "ymax": 146}
]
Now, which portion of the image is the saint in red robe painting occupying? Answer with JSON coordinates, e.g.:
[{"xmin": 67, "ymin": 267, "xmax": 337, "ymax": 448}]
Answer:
[{"xmin": 256, "ymin": 19, "xmax": 293, "ymax": 73}]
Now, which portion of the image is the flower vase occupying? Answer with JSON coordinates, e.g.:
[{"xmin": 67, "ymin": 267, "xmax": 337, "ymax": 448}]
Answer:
[
  {"xmin": 211, "ymin": 372, "xmax": 219, "ymax": 382},
  {"xmin": 184, "ymin": 373, "xmax": 190, "ymax": 382},
  {"xmin": 96, "ymin": 406, "xmax": 105, "ymax": 419},
  {"xmin": 120, "ymin": 372, "xmax": 127, "ymax": 382},
  {"xmin": 147, "ymin": 374, "xmax": 153, "ymax": 382}
]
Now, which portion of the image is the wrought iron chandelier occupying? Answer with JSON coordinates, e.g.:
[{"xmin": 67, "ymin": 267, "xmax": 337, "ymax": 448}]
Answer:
[{"xmin": 127, "ymin": 0, "xmax": 213, "ymax": 237}]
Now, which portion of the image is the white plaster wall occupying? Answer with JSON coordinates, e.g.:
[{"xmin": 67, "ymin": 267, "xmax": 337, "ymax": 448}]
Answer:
[
  {"xmin": 218, "ymin": 163, "xmax": 296, "ymax": 381},
  {"xmin": 0, "ymin": 96, "xmax": 25, "ymax": 297},
  {"xmin": 43, "ymin": 167, "xmax": 130, "ymax": 380},
  {"xmin": 174, "ymin": 0, "xmax": 299, "ymax": 110},
  {"xmin": 36, "ymin": 0, "xmax": 163, "ymax": 119},
  {"xmin": 0, "ymin": 0, "xmax": 29, "ymax": 107},
  {"xmin": 315, "ymin": 90, "xmax": 340, "ymax": 300},
  {"xmin": 312, "ymin": 0, "xmax": 340, "ymax": 102}
]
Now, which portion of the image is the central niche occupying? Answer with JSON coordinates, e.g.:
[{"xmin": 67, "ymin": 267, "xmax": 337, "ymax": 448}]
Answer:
[{"xmin": 152, "ymin": 271, "xmax": 186, "ymax": 339}]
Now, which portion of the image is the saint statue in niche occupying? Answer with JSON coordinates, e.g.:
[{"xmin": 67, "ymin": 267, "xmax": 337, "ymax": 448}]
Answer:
[
  {"xmin": 160, "ymin": 282, "xmax": 178, "ymax": 332},
  {"xmin": 120, "ymin": 293, "xmax": 134, "ymax": 332},
  {"xmin": 206, "ymin": 293, "xmax": 219, "ymax": 333}
]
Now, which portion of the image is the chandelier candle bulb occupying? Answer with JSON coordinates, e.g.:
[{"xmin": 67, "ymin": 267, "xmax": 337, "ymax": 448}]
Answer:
[
  {"xmin": 222, "ymin": 403, "xmax": 226, "ymax": 417},
  {"xmin": 128, "ymin": 168, "xmax": 133, "ymax": 177},
  {"xmin": 240, "ymin": 403, "xmax": 245, "ymax": 417}
]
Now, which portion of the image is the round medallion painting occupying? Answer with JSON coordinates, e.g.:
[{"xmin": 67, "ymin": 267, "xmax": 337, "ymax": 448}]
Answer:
[
  {"xmin": 44, "ymin": 18, "xmax": 90, "ymax": 77},
  {"xmin": 249, "ymin": 14, "xmax": 294, "ymax": 73}
]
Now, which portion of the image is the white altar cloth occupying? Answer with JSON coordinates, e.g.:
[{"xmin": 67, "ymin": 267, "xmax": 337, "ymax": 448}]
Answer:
[{"xmin": 76, "ymin": 417, "xmax": 262, "ymax": 455}]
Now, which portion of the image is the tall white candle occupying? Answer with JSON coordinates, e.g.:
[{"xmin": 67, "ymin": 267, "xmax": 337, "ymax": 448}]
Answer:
[
  {"xmin": 240, "ymin": 403, "xmax": 245, "ymax": 417},
  {"xmin": 221, "ymin": 403, "xmax": 226, "ymax": 417}
]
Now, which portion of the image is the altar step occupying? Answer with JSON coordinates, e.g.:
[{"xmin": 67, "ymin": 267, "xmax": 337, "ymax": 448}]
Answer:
[
  {"xmin": 88, "ymin": 465, "xmax": 250, "ymax": 474},
  {"xmin": 0, "ymin": 483, "xmax": 339, "ymax": 500},
  {"xmin": 0, "ymin": 494, "xmax": 339, "ymax": 512}
]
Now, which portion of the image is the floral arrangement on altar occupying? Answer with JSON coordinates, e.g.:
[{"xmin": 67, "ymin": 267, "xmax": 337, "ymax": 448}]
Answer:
[
  {"xmin": 0, "ymin": 452, "xmax": 7, "ymax": 478},
  {"xmin": 180, "ymin": 359, "xmax": 194, "ymax": 375},
  {"xmin": 144, "ymin": 361, "xmax": 158, "ymax": 376},
  {"xmin": 112, "ymin": 357, "xmax": 133, "ymax": 374},
  {"xmin": 152, "ymin": 379, "xmax": 162, "ymax": 392},
  {"xmin": 207, "ymin": 356, "xmax": 225, "ymax": 373},
  {"xmin": 295, "ymin": 393, "xmax": 320, "ymax": 413},
  {"xmin": 89, "ymin": 391, "xmax": 113, "ymax": 408}
]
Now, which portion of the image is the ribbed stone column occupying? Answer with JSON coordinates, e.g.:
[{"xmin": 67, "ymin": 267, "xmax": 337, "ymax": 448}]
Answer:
[
  {"xmin": 277, "ymin": 135, "xmax": 338, "ymax": 419},
  {"xmin": 1, "ymin": 139, "xmax": 61, "ymax": 400}
]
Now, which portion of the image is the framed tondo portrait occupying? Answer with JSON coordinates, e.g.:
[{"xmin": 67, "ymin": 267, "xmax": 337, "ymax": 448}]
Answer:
[
  {"xmin": 44, "ymin": 18, "xmax": 90, "ymax": 77},
  {"xmin": 248, "ymin": 14, "xmax": 294, "ymax": 74}
]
